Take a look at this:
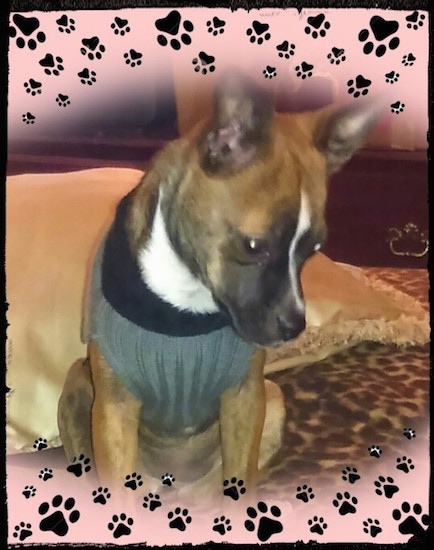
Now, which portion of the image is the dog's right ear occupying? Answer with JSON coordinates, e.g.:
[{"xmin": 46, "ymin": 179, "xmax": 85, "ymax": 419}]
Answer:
[{"xmin": 199, "ymin": 70, "xmax": 275, "ymax": 175}]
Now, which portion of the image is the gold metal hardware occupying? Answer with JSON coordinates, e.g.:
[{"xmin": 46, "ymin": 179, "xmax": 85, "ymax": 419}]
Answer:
[{"xmin": 387, "ymin": 223, "xmax": 428, "ymax": 258}]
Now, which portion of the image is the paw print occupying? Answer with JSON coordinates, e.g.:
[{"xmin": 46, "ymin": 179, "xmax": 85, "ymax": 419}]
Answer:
[
  {"xmin": 276, "ymin": 40, "xmax": 295, "ymax": 59},
  {"xmin": 347, "ymin": 75, "xmax": 371, "ymax": 97},
  {"xmin": 392, "ymin": 501, "xmax": 430, "ymax": 538},
  {"xmin": 308, "ymin": 516, "xmax": 328, "ymax": 535},
  {"xmin": 168, "ymin": 507, "xmax": 192, "ymax": 531},
  {"xmin": 124, "ymin": 49, "xmax": 143, "ymax": 67},
  {"xmin": 342, "ymin": 467, "xmax": 361, "ymax": 484},
  {"xmin": 39, "ymin": 467, "xmax": 53, "ymax": 481},
  {"xmin": 33, "ymin": 438, "xmax": 48, "ymax": 450},
  {"xmin": 385, "ymin": 70, "xmax": 400, "ymax": 83},
  {"xmin": 161, "ymin": 473, "xmax": 175, "ymax": 486},
  {"xmin": 207, "ymin": 16, "xmax": 225, "ymax": 36},
  {"xmin": 92, "ymin": 487, "xmax": 111, "ymax": 505},
  {"xmin": 39, "ymin": 54, "xmax": 64, "ymax": 76},
  {"xmin": 80, "ymin": 36, "xmax": 105, "ymax": 60},
  {"xmin": 403, "ymin": 428, "xmax": 416, "ymax": 439},
  {"xmin": 374, "ymin": 475, "xmax": 400, "ymax": 498},
  {"xmin": 396, "ymin": 456, "xmax": 415, "ymax": 473},
  {"xmin": 22, "ymin": 112, "xmax": 35, "ymax": 125},
  {"xmin": 56, "ymin": 94, "xmax": 71, "ymax": 107},
  {"xmin": 67, "ymin": 454, "xmax": 91, "ymax": 477},
  {"xmin": 213, "ymin": 516, "xmax": 232, "ymax": 536},
  {"xmin": 108, "ymin": 514, "xmax": 134, "ymax": 539},
  {"xmin": 245, "ymin": 501, "xmax": 283, "ymax": 542},
  {"xmin": 369, "ymin": 445, "xmax": 383, "ymax": 458},
  {"xmin": 223, "ymin": 477, "xmax": 246, "ymax": 501},
  {"xmin": 333, "ymin": 492, "xmax": 358, "ymax": 515},
  {"xmin": 391, "ymin": 101, "xmax": 405, "ymax": 114},
  {"xmin": 327, "ymin": 47, "xmax": 346, "ymax": 65},
  {"xmin": 406, "ymin": 11, "xmax": 425, "ymax": 30},
  {"xmin": 56, "ymin": 15, "xmax": 75, "ymax": 34},
  {"xmin": 358, "ymin": 15, "xmax": 400, "ymax": 57},
  {"xmin": 363, "ymin": 518, "xmax": 382, "ymax": 538},
  {"xmin": 143, "ymin": 493, "xmax": 162, "ymax": 511},
  {"xmin": 263, "ymin": 65, "xmax": 277, "ymax": 79},
  {"xmin": 124, "ymin": 472, "xmax": 143, "ymax": 490},
  {"xmin": 402, "ymin": 53, "xmax": 416, "ymax": 66},
  {"xmin": 9, "ymin": 14, "xmax": 46, "ymax": 50},
  {"xmin": 22, "ymin": 485, "xmax": 37, "ymax": 499},
  {"xmin": 78, "ymin": 68, "xmax": 97, "ymax": 85},
  {"xmin": 38, "ymin": 495, "xmax": 80, "ymax": 536},
  {"xmin": 111, "ymin": 17, "xmax": 130, "ymax": 36},
  {"xmin": 295, "ymin": 62, "xmax": 313, "ymax": 79},
  {"xmin": 296, "ymin": 484, "xmax": 315, "ymax": 503},
  {"xmin": 192, "ymin": 51, "xmax": 216, "ymax": 75},
  {"xmin": 305, "ymin": 14, "xmax": 330, "ymax": 38},
  {"xmin": 24, "ymin": 79, "xmax": 42, "ymax": 96},
  {"xmin": 156, "ymin": 10, "xmax": 193, "ymax": 50},
  {"xmin": 13, "ymin": 522, "xmax": 33, "ymax": 541},
  {"xmin": 246, "ymin": 21, "xmax": 271, "ymax": 45}
]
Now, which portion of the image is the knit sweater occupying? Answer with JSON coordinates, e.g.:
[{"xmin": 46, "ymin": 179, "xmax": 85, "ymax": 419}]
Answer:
[{"xmin": 87, "ymin": 193, "xmax": 255, "ymax": 436}]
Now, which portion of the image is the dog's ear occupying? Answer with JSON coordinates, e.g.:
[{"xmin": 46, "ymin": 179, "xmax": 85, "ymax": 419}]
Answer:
[
  {"xmin": 199, "ymin": 70, "xmax": 275, "ymax": 174},
  {"xmin": 315, "ymin": 99, "xmax": 385, "ymax": 174}
]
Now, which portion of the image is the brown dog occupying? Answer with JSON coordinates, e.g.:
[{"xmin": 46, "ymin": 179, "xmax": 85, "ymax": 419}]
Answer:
[{"xmin": 58, "ymin": 72, "xmax": 382, "ymax": 506}]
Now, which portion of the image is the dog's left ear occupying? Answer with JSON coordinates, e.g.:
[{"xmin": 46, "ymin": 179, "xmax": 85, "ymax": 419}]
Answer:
[
  {"xmin": 315, "ymin": 99, "xmax": 385, "ymax": 174},
  {"xmin": 199, "ymin": 70, "xmax": 275, "ymax": 174}
]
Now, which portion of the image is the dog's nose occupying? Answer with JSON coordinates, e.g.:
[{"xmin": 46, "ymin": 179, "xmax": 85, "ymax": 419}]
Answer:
[{"xmin": 277, "ymin": 314, "xmax": 306, "ymax": 341}]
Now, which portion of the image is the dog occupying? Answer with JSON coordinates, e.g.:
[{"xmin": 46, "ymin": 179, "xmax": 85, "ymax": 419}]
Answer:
[{"xmin": 58, "ymin": 71, "xmax": 382, "ymax": 506}]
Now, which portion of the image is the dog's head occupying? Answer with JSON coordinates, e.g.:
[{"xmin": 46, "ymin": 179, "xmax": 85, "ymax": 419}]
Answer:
[{"xmin": 157, "ymin": 72, "xmax": 384, "ymax": 346}]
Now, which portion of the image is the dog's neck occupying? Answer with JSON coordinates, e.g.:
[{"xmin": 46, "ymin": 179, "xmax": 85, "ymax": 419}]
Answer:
[{"xmin": 138, "ymin": 192, "xmax": 219, "ymax": 315}]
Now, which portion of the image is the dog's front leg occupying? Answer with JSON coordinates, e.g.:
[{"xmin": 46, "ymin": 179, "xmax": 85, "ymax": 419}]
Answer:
[
  {"xmin": 89, "ymin": 340, "xmax": 142, "ymax": 501},
  {"xmin": 219, "ymin": 348, "xmax": 266, "ymax": 499}
]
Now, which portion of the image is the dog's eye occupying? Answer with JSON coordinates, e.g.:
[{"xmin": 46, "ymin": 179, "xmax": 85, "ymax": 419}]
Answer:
[{"xmin": 242, "ymin": 236, "xmax": 270, "ymax": 264}]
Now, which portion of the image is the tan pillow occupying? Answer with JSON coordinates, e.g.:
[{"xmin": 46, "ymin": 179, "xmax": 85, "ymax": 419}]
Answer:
[{"xmin": 6, "ymin": 168, "xmax": 429, "ymax": 453}]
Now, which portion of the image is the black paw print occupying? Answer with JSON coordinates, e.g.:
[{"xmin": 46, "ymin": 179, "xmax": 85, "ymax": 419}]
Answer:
[
  {"xmin": 24, "ymin": 79, "xmax": 42, "ymax": 96},
  {"xmin": 111, "ymin": 17, "xmax": 130, "ymax": 36},
  {"xmin": 161, "ymin": 473, "xmax": 175, "ymax": 486},
  {"xmin": 168, "ymin": 507, "xmax": 192, "ymax": 531},
  {"xmin": 39, "ymin": 495, "xmax": 80, "ymax": 536},
  {"xmin": 213, "ymin": 516, "xmax": 232, "ymax": 536},
  {"xmin": 13, "ymin": 522, "xmax": 33, "ymax": 541},
  {"xmin": 207, "ymin": 17, "xmax": 225, "ymax": 36},
  {"xmin": 327, "ymin": 47, "xmax": 346, "ymax": 65},
  {"xmin": 33, "ymin": 438, "xmax": 48, "ymax": 450},
  {"xmin": 245, "ymin": 501, "xmax": 283, "ymax": 542},
  {"xmin": 223, "ymin": 477, "xmax": 246, "ymax": 501},
  {"xmin": 192, "ymin": 51, "xmax": 216, "ymax": 75},
  {"xmin": 342, "ymin": 466, "xmax": 361, "ymax": 484},
  {"xmin": 406, "ymin": 11, "xmax": 425, "ymax": 30},
  {"xmin": 403, "ymin": 428, "xmax": 416, "ymax": 439},
  {"xmin": 56, "ymin": 15, "xmax": 75, "ymax": 34},
  {"xmin": 363, "ymin": 518, "xmax": 382, "ymax": 538},
  {"xmin": 374, "ymin": 475, "xmax": 400, "ymax": 498},
  {"xmin": 305, "ymin": 14, "xmax": 330, "ymax": 38},
  {"xmin": 402, "ymin": 53, "xmax": 416, "ymax": 66},
  {"xmin": 263, "ymin": 65, "xmax": 277, "ymax": 79},
  {"xmin": 39, "ymin": 467, "xmax": 53, "ymax": 481},
  {"xmin": 308, "ymin": 516, "xmax": 328, "ymax": 535},
  {"xmin": 358, "ymin": 15, "xmax": 400, "ymax": 57},
  {"xmin": 296, "ymin": 484, "xmax": 315, "ymax": 503},
  {"xmin": 80, "ymin": 36, "xmax": 105, "ymax": 60},
  {"xmin": 246, "ymin": 21, "xmax": 271, "ymax": 45},
  {"xmin": 392, "ymin": 501, "xmax": 430, "ymax": 539},
  {"xmin": 156, "ymin": 10, "xmax": 193, "ymax": 50},
  {"xmin": 56, "ymin": 94, "xmax": 71, "ymax": 107},
  {"xmin": 22, "ymin": 112, "xmax": 35, "ymax": 125},
  {"xmin": 67, "ymin": 454, "xmax": 91, "ymax": 477},
  {"xmin": 124, "ymin": 472, "xmax": 143, "ymax": 490},
  {"xmin": 396, "ymin": 456, "xmax": 415, "ymax": 473},
  {"xmin": 22, "ymin": 485, "xmax": 37, "ymax": 498},
  {"xmin": 143, "ymin": 493, "xmax": 162, "ymax": 511},
  {"xmin": 39, "ymin": 54, "xmax": 64, "ymax": 76},
  {"xmin": 391, "ymin": 101, "xmax": 405, "ymax": 114},
  {"xmin": 78, "ymin": 68, "xmax": 97, "ymax": 85},
  {"xmin": 333, "ymin": 492, "xmax": 358, "ymax": 515},
  {"xmin": 92, "ymin": 487, "xmax": 111, "ymax": 505},
  {"xmin": 347, "ymin": 75, "xmax": 371, "ymax": 97},
  {"xmin": 124, "ymin": 49, "xmax": 143, "ymax": 67},
  {"xmin": 276, "ymin": 40, "xmax": 295, "ymax": 59},
  {"xmin": 108, "ymin": 514, "xmax": 133, "ymax": 539},
  {"xmin": 369, "ymin": 445, "xmax": 383, "ymax": 458},
  {"xmin": 295, "ymin": 62, "xmax": 313, "ymax": 79},
  {"xmin": 9, "ymin": 14, "xmax": 46, "ymax": 50},
  {"xmin": 385, "ymin": 70, "xmax": 400, "ymax": 83}
]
